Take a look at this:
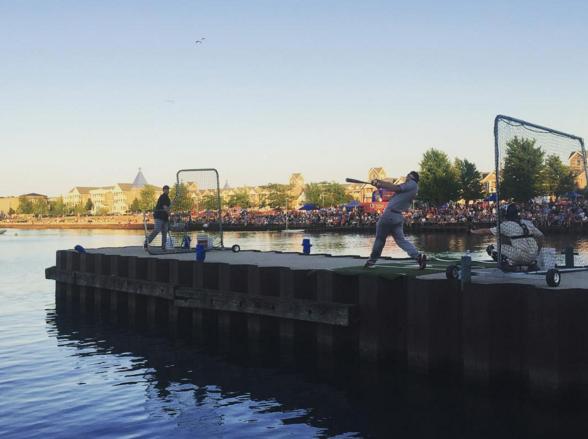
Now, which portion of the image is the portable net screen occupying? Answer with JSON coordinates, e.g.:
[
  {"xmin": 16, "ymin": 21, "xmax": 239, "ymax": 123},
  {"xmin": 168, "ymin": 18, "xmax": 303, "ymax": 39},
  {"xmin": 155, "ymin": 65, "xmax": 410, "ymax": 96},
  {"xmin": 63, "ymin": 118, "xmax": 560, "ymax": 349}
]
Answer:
[
  {"xmin": 494, "ymin": 115, "xmax": 587, "ymax": 266},
  {"xmin": 145, "ymin": 168, "xmax": 224, "ymax": 253},
  {"xmin": 170, "ymin": 168, "xmax": 224, "ymax": 251}
]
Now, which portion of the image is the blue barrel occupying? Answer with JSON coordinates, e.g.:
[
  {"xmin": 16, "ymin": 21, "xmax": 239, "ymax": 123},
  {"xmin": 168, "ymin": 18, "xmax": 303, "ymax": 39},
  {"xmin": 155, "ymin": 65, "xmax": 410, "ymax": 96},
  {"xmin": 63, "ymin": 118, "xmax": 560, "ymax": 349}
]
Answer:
[
  {"xmin": 302, "ymin": 238, "xmax": 312, "ymax": 255},
  {"xmin": 195, "ymin": 244, "xmax": 206, "ymax": 262}
]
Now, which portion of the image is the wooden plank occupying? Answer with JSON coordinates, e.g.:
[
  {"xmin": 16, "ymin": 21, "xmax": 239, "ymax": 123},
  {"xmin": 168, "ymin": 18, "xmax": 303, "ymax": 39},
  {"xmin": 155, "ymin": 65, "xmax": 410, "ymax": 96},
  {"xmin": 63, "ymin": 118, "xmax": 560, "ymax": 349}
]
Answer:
[
  {"xmin": 175, "ymin": 286, "xmax": 356, "ymax": 326},
  {"xmin": 48, "ymin": 268, "xmax": 175, "ymax": 300},
  {"xmin": 316, "ymin": 270, "xmax": 335, "ymax": 354}
]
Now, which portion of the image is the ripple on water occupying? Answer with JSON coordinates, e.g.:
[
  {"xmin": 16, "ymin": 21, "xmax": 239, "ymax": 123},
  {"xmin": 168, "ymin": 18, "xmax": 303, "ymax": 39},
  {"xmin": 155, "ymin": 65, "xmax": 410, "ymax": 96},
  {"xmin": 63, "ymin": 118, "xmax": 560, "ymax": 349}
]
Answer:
[{"xmin": 2, "ymin": 229, "xmax": 588, "ymax": 438}]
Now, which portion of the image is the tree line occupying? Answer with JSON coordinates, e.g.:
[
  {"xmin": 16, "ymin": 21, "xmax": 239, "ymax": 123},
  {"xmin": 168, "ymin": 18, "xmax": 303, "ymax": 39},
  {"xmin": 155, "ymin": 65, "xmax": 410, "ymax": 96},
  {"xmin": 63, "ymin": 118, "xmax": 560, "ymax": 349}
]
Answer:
[
  {"xmin": 418, "ymin": 137, "xmax": 583, "ymax": 205},
  {"xmin": 11, "ymin": 137, "xmax": 583, "ymax": 216}
]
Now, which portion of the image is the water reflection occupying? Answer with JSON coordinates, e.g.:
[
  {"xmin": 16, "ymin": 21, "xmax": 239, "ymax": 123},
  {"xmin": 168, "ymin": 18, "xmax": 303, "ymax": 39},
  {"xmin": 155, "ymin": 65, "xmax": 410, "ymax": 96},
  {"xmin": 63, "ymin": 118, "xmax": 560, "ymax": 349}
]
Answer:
[
  {"xmin": 45, "ymin": 308, "xmax": 588, "ymax": 439},
  {"xmin": 2, "ymin": 229, "xmax": 588, "ymax": 438},
  {"xmin": 222, "ymin": 231, "xmax": 588, "ymax": 262}
]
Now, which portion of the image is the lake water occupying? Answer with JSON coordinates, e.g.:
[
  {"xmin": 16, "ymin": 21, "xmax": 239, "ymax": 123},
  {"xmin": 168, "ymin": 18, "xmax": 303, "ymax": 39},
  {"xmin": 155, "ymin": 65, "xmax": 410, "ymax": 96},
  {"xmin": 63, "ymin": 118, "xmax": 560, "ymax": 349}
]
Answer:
[{"xmin": 1, "ymin": 229, "xmax": 588, "ymax": 438}]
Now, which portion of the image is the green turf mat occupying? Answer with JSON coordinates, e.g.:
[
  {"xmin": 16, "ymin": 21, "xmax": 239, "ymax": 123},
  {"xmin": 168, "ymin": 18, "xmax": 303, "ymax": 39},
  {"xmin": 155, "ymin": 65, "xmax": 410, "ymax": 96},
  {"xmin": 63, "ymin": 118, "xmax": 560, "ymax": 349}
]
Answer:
[{"xmin": 334, "ymin": 258, "xmax": 496, "ymax": 280}]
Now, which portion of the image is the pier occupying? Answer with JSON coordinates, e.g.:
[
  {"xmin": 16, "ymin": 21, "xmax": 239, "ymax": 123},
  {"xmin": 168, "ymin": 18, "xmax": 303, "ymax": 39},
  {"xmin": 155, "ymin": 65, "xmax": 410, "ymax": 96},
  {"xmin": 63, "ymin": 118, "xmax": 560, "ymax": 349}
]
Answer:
[{"xmin": 46, "ymin": 247, "xmax": 588, "ymax": 396}]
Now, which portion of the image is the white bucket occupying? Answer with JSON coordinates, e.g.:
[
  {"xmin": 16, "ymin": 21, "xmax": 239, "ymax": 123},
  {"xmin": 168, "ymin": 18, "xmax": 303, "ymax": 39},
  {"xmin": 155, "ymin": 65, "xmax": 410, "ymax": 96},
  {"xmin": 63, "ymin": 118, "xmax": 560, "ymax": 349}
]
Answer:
[{"xmin": 197, "ymin": 234, "xmax": 212, "ymax": 249}]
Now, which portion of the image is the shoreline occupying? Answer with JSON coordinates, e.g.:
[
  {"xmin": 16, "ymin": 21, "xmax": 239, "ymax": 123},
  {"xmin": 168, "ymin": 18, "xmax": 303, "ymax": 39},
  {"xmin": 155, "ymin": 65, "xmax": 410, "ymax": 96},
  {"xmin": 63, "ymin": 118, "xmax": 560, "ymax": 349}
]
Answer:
[
  {"xmin": 0, "ymin": 223, "xmax": 145, "ymax": 230},
  {"xmin": 2, "ymin": 221, "xmax": 587, "ymax": 234}
]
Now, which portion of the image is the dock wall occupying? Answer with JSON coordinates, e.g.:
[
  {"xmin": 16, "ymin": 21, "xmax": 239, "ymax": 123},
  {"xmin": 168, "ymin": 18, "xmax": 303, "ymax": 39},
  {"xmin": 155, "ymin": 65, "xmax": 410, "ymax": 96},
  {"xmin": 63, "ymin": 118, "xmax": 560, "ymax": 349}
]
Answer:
[{"xmin": 46, "ymin": 250, "xmax": 588, "ymax": 395}]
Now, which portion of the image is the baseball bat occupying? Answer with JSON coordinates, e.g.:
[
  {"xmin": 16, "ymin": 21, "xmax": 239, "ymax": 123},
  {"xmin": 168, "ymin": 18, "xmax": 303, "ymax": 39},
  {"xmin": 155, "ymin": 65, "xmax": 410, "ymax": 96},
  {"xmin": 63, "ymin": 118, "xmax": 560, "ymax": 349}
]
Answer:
[{"xmin": 345, "ymin": 177, "xmax": 373, "ymax": 185}]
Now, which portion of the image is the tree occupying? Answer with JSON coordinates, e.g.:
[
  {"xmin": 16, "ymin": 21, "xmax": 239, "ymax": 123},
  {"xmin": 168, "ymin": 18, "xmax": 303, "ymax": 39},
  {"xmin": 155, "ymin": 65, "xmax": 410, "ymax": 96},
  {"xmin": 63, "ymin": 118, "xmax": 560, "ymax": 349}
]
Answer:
[
  {"xmin": 324, "ymin": 182, "xmax": 353, "ymax": 207},
  {"xmin": 32, "ymin": 199, "xmax": 49, "ymax": 216},
  {"xmin": 73, "ymin": 202, "xmax": 86, "ymax": 215},
  {"xmin": 542, "ymin": 154, "xmax": 576, "ymax": 198},
  {"xmin": 170, "ymin": 183, "xmax": 193, "ymax": 212},
  {"xmin": 418, "ymin": 148, "xmax": 459, "ymax": 205},
  {"xmin": 17, "ymin": 196, "xmax": 34, "ymax": 214},
  {"xmin": 227, "ymin": 189, "xmax": 252, "ymax": 208},
  {"xmin": 85, "ymin": 198, "xmax": 94, "ymax": 212},
  {"xmin": 201, "ymin": 193, "xmax": 220, "ymax": 211},
  {"xmin": 304, "ymin": 182, "xmax": 352, "ymax": 207},
  {"xmin": 49, "ymin": 197, "xmax": 66, "ymax": 216},
  {"xmin": 304, "ymin": 183, "xmax": 323, "ymax": 206},
  {"xmin": 501, "ymin": 136, "xmax": 545, "ymax": 202},
  {"xmin": 8, "ymin": 207, "xmax": 15, "ymax": 216},
  {"xmin": 139, "ymin": 186, "xmax": 156, "ymax": 212},
  {"xmin": 454, "ymin": 158, "xmax": 483, "ymax": 203},
  {"xmin": 261, "ymin": 183, "xmax": 294, "ymax": 209},
  {"xmin": 130, "ymin": 198, "xmax": 141, "ymax": 213}
]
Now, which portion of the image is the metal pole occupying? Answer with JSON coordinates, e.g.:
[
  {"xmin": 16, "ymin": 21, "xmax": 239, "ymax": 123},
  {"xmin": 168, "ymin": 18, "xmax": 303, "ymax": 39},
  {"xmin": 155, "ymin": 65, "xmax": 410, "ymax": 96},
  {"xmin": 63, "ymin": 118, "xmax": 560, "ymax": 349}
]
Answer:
[
  {"xmin": 494, "ymin": 116, "xmax": 502, "ymax": 267},
  {"xmin": 580, "ymin": 138, "xmax": 588, "ymax": 196}
]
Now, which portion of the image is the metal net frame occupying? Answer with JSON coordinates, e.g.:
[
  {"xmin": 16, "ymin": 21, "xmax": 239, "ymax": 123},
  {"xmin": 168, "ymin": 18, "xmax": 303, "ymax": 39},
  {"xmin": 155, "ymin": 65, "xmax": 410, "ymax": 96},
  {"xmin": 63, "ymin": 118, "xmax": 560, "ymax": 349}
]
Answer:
[
  {"xmin": 494, "ymin": 115, "xmax": 587, "ymax": 267},
  {"xmin": 144, "ymin": 168, "xmax": 224, "ymax": 254},
  {"xmin": 170, "ymin": 168, "xmax": 224, "ymax": 251}
]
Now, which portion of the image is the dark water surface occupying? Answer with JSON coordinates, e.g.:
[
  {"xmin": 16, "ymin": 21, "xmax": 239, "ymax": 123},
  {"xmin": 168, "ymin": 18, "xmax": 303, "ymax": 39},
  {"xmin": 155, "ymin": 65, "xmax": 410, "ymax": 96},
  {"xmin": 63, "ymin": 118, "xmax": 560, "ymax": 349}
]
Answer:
[{"xmin": 1, "ymin": 229, "xmax": 588, "ymax": 438}]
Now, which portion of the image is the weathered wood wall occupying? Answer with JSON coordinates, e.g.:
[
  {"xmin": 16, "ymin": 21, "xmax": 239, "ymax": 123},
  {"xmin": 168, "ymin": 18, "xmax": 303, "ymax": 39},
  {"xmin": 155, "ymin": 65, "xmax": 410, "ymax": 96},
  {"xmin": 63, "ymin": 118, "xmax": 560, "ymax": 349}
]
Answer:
[{"xmin": 47, "ymin": 249, "xmax": 588, "ymax": 396}]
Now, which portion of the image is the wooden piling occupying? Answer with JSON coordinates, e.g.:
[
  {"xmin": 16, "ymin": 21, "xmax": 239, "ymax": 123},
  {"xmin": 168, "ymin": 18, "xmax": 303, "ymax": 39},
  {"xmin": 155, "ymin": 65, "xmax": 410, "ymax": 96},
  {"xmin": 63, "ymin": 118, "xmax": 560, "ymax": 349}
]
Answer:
[
  {"xmin": 316, "ymin": 270, "xmax": 335, "ymax": 369},
  {"xmin": 176, "ymin": 261, "xmax": 195, "ymax": 340},
  {"xmin": 526, "ymin": 288, "xmax": 560, "ymax": 393},
  {"xmin": 93, "ymin": 253, "xmax": 108, "ymax": 320},
  {"xmin": 216, "ymin": 263, "xmax": 233, "ymax": 352},
  {"xmin": 246, "ymin": 265, "xmax": 262, "ymax": 357},
  {"xmin": 278, "ymin": 267, "xmax": 295, "ymax": 365},
  {"xmin": 55, "ymin": 250, "xmax": 69, "ymax": 313},
  {"xmin": 107, "ymin": 255, "xmax": 121, "ymax": 323},
  {"xmin": 77, "ymin": 252, "xmax": 90, "ymax": 314},
  {"xmin": 66, "ymin": 251, "xmax": 80, "ymax": 311},
  {"xmin": 406, "ymin": 278, "xmax": 461, "ymax": 373},
  {"xmin": 191, "ymin": 262, "xmax": 205, "ymax": 342},
  {"xmin": 462, "ymin": 283, "xmax": 526, "ymax": 386},
  {"xmin": 168, "ymin": 260, "xmax": 180, "ymax": 337},
  {"xmin": 146, "ymin": 259, "xmax": 159, "ymax": 331}
]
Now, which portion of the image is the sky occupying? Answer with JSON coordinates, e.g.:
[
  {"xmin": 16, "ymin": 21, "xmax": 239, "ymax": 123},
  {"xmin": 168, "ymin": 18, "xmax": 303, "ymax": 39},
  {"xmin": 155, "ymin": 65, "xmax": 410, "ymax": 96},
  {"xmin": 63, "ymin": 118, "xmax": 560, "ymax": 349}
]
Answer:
[{"xmin": 1, "ymin": 0, "xmax": 587, "ymax": 197}]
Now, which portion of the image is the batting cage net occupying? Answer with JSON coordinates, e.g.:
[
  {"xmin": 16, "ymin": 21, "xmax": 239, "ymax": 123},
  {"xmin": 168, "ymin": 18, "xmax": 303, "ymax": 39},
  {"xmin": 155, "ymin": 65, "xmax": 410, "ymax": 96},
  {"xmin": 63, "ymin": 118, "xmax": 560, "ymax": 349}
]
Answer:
[
  {"xmin": 494, "ymin": 115, "xmax": 587, "ymax": 267},
  {"xmin": 145, "ymin": 168, "xmax": 224, "ymax": 254}
]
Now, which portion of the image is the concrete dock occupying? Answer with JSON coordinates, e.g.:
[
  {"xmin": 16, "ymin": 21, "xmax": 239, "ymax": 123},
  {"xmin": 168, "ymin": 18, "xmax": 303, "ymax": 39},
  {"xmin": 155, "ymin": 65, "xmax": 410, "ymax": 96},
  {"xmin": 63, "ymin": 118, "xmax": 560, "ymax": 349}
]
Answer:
[{"xmin": 46, "ymin": 247, "xmax": 588, "ymax": 396}]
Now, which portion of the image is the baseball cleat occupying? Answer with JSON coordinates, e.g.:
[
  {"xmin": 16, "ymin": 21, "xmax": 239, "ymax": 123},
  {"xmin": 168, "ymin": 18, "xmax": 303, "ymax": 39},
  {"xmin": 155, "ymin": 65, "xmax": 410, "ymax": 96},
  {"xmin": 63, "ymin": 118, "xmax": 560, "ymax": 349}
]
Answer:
[
  {"xmin": 417, "ymin": 253, "xmax": 427, "ymax": 270},
  {"xmin": 364, "ymin": 259, "xmax": 377, "ymax": 269}
]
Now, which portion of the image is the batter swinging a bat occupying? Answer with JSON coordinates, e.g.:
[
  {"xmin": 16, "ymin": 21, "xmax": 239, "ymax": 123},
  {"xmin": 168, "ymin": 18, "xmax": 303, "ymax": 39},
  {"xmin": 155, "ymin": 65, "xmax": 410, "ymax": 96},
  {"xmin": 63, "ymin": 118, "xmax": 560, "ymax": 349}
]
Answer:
[{"xmin": 364, "ymin": 171, "xmax": 427, "ymax": 269}]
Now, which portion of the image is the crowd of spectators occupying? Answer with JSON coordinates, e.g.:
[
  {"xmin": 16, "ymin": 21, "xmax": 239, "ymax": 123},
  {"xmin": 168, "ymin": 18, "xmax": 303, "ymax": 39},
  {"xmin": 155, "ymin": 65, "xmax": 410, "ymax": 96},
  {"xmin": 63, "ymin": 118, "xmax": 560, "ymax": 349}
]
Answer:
[
  {"xmin": 186, "ymin": 199, "xmax": 588, "ymax": 229},
  {"xmin": 3, "ymin": 199, "xmax": 587, "ymax": 231}
]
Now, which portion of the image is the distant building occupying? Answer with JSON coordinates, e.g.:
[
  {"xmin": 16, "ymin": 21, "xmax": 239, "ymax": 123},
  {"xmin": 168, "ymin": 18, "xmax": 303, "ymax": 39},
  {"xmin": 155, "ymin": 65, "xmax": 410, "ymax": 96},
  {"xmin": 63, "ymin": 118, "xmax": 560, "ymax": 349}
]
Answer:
[
  {"xmin": 20, "ymin": 193, "xmax": 48, "ymax": 201},
  {"xmin": 289, "ymin": 173, "xmax": 305, "ymax": 206},
  {"xmin": 62, "ymin": 169, "xmax": 152, "ymax": 214},
  {"xmin": 569, "ymin": 151, "xmax": 587, "ymax": 189},
  {"xmin": 481, "ymin": 171, "xmax": 497, "ymax": 194},
  {"xmin": 0, "ymin": 193, "xmax": 48, "ymax": 215},
  {"xmin": 0, "ymin": 196, "xmax": 19, "ymax": 214},
  {"xmin": 367, "ymin": 167, "xmax": 387, "ymax": 181},
  {"xmin": 132, "ymin": 168, "xmax": 148, "ymax": 188},
  {"xmin": 112, "ymin": 183, "xmax": 142, "ymax": 214},
  {"xmin": 65, "ymin": 187, "xmax": 97, "ymax": 208},
  {"xmin": 90, "ymin": 187, "xmax": 115, "ymax": 214}
]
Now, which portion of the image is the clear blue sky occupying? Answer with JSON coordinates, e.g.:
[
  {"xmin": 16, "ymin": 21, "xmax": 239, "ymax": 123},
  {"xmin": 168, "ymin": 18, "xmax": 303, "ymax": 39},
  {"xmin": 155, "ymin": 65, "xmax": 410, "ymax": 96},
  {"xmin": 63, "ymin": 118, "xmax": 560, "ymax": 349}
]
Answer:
[{"xmin": 1, "ymin": 0, "xmax": 587, "ymax": 196}]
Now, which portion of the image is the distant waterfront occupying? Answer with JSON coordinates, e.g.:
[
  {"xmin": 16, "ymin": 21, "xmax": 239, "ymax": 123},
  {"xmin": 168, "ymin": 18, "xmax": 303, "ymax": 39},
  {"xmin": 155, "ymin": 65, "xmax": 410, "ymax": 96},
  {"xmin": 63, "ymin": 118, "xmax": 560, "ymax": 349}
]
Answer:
[{"xmin": 2, "ymin": 216, "xmax": 588, "ymax": 235}]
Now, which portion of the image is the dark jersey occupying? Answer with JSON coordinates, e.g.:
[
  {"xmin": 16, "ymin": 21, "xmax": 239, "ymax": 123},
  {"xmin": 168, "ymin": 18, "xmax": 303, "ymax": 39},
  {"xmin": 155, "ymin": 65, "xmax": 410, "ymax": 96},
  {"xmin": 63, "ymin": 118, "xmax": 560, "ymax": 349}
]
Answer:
[{"xmin": 153, "ymin": 193, "xmax": 171, "ymax": 221}]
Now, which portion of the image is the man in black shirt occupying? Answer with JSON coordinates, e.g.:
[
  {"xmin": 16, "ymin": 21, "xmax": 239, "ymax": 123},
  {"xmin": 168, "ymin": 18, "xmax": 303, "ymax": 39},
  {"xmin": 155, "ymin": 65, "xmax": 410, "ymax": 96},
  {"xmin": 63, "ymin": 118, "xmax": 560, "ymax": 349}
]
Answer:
[{"xmin": 144, "ymin": 185, "xmax": 171, "ymax": 251}]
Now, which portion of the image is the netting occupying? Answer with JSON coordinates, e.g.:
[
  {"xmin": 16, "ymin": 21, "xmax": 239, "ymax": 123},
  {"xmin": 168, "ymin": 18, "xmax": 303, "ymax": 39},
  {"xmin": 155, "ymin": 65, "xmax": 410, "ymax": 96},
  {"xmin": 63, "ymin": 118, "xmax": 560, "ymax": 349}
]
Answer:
[
  {"xmin": 494, "ymin": 115, "xmax": 587, "ymax": 266},
  {"xmin": 145, "ymin": 168, "xmax": 224, "ymax": 253}
]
